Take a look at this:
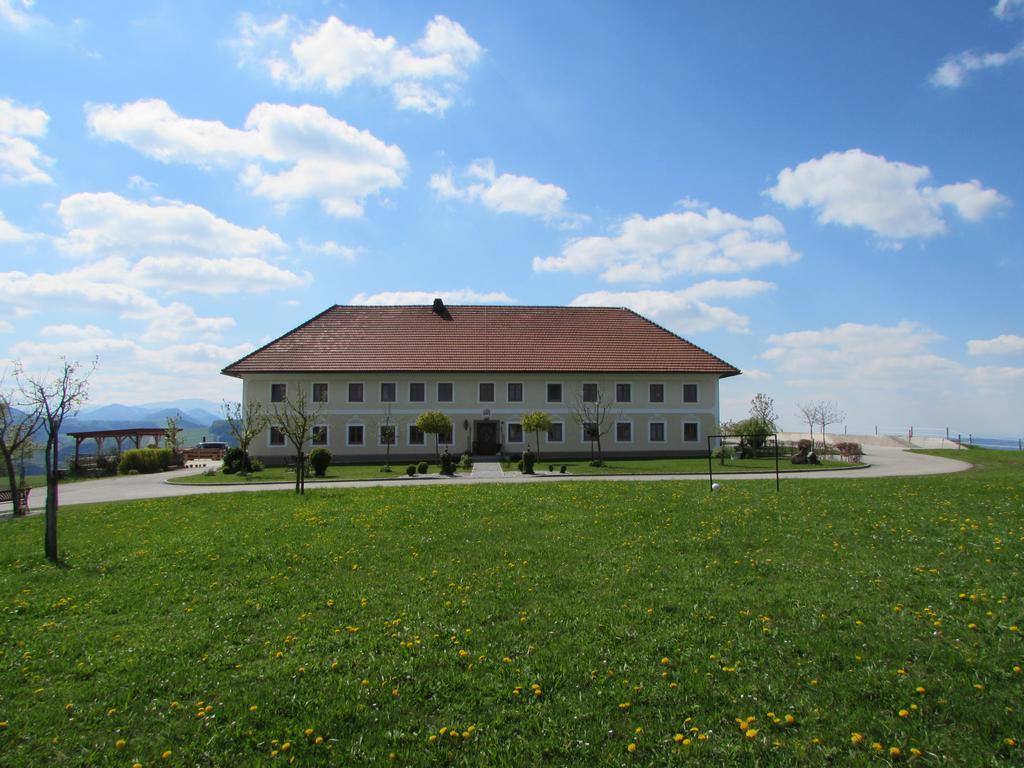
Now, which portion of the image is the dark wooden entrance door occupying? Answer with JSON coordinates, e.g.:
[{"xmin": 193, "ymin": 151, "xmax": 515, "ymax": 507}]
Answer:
[{"xmin": 474, "ymin": 421, "xmax": 500, "ymax": 455}]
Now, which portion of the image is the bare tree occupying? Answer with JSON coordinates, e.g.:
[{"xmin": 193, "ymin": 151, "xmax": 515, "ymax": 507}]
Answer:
[
  {"xmin": 376, "ymin": 403, "xmax": 396, "ymax": 471},
  {"xmin": 222, "ymin": 400, "xmax": 268, "ymax": 472},
  {"xmin": 749, "ymin": 393, "xmax": 779, "ymax": 431},
  {"xmin": 17, "ymin": 357, "xmax": 95, "ymax": 562},
  {"xmin": 817, "ymin": 400, "xmax": 845, "ymax": 448},
  {"xmin": 569, "ymin": 387, "xmax": 617, "ymax": 466},
  {"xmin": 0, "ymin": 379, "xmax": 41, "ymax": 517},
  {"xmin": 269, "ymin": 386, "xmax": 322, "ymax": 495},
  {"xmin": 795, "ymin": 401, "xmax": 821, "ymax": 448}
]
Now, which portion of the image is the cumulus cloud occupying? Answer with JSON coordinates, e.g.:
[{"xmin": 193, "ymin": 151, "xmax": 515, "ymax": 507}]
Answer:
[
  {"xmin": 0, "ymin": 0, "xmax": 45, "ymax": 31},
  {"xmin": 0, "ymin": 97, "xmax": 53, "ymax": 183},
  {"xmin": 967, "ymin": 334, "xmax": 1024, "ymax": 355},
  {"xmin": 234, "ymin": 13, "xmax": 481, "ymax": 115},
  {"xmin": 993, "ymin": 0, "xmax": 1024, "ymax": 18},
  {"xmin": 300, "ymin": 240, "xmax": 359, "ymax": 260},
  {"xmin": 767, "ymin": 149, "xmax": 1007, "ymax": 241},
  {"xmin": 570, "ymin": 279, "xmax": 775, "ymax": 334},
  {"xmin": 87, "ymin": 99, "xmax": 406, "ymax": 217},
  {"xmin": 534, "ymin": 206, "xmax": 797, "ymax": 283},
  {"xmin": 350, "ymin": 289, "xmax": 518, "ymax": 305},
  {"xmin": 0, "ymin": 209, "xmax": 30, "ymax": 242},
  {"xmin": 930, "ymin": 42, "xmax": 1024, "ymax": 88},
  {"xmin": 430, "ymin": 159, "xmax": 588, "ymax": 227}
]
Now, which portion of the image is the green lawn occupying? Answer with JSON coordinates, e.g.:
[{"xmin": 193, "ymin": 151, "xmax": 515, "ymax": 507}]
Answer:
[
  {"xmin": 512, "ymin": 456, "xmax": 855, "ymax": 475},
  {"xmin": 0, "ymin": 450, "xmax": 1021, "ymax": 766},
  {"xmin": 168, "ymin": 462, "xmax": 461, "ymax": 485}
]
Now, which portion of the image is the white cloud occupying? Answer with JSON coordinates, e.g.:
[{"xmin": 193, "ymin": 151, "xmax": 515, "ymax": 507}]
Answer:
[
  {"xmin": 234, "ymin": 13, "xmax": 482, "ymax": 115},
  {"xmin": 56, "ymin": 192, "xmax": 288, "ymax": 260},
  {"xmin": 535, "ymin": 206, "xmax": 797, "ymax": 283},
  {"xmin": 967, "ymin": 334, "xmax": 1024, "ymax": 355},
  {"xmin": 0, "ymin": 209, "xmax": 30, "ymax": 242},
  {"xmin": 0, "ymin": 319, "xmax": 12, "ymax": 333},
  {"xmin": 350, "ymin": 289, "xmax": 517, "ymax": 305},
  {"xmin": 993, "ymin": 0, "xmax": 1024, "ymax": 18},
  {"xmin": 430, "ymin": 158, "xmax": 588, "ymax": 227},
  {"xmin": 570, "ymin": 279, "xmax": 775, "ymax": 334},
  {"xmin": 0, "ymin": 97, "xmax": 53, "ymax": 184},
  {"xmin": 767, "ymin": 149, "xmax": 1007, "ymax": 241},
  {"xmin": 930, "ymin": 42, "xmax": 1024, "ymax": 88},
  {"xmin": 87, "ymin": 99, "xmax": 406, "ymax": 217},
  {"xmin": 301, "ymin": 239, "xmax": 358, "ymax": 260},
  {"xmin": 0, "ymin": 0, "xmax": 44, "ymax": 31}
]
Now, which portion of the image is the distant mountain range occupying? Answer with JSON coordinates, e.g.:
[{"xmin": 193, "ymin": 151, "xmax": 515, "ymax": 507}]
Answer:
[{"xmin": 77, "ymin": 399, "xmax": 222, "ymax": 428}]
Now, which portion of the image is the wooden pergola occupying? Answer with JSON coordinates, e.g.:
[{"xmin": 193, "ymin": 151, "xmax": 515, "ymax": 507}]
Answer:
[{"xmin": 67, "ymin": 427, "xmax": 179, "ymax": 465}]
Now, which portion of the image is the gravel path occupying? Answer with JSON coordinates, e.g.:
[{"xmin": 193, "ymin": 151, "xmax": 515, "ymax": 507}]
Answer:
[{"xmin": 1, "ymin": 445, "xmax": 972, "ymax": 517}]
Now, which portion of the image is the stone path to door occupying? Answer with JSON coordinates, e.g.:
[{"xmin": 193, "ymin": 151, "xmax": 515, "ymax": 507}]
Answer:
[{"xmin": 470, "ymin": 459, "xmax": 505, "ymax": 480}]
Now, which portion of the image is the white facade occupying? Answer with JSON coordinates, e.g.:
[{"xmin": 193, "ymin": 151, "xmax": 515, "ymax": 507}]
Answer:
[{"xmin": 244, "ymin": 371, "xmax": 723, "ymax": 462}]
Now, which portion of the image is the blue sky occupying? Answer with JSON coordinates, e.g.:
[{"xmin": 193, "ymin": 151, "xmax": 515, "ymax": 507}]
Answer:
[{"xmin": 1, "ymin": 1, "xmax": 1022, "ymax": 436}]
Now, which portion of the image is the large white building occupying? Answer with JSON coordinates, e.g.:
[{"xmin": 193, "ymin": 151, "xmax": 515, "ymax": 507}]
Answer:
[{"xmin": 222, "ymin": 300, "xmax": 740, "ymax": 462}]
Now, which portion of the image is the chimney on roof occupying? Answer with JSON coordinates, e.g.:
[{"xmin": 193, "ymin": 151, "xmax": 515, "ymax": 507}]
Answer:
[{"xmin": 432, "ymin": 297, "xmax": 445, "ymax": 314}]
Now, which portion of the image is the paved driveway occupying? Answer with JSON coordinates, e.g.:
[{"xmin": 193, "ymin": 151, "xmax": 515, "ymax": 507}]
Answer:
[{"xmin": 1, "ymin": 445, "xmax": 972, "ymax": 515}]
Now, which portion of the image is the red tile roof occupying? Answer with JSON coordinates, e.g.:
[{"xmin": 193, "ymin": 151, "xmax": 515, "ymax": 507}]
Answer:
[{"xmin": 222, "ymin": 304, "xmax": 741, "ymax": 377}]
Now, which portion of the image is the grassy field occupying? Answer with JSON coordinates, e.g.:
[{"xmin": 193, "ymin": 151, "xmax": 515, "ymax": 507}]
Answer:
[
  {"xmin": 0, "ymin": 449, "xmax": 1020, "ymax": 766},
  {"xmin": 515, "ymin": 456, "xmax": 855, "ymax": 475}
]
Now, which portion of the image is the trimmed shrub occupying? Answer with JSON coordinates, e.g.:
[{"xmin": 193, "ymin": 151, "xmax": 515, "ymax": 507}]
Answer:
[
  {"xmin": 417, "ymin": 460, "xmax": 429, "ymax": 474},
  {"xmin": 460, "ymin": 452, "xmax": 473, "ymax": 470},
  {"xmin": 249, "ymin": 458, "xmax": 264, "ymax": 473},
  {"xmin": 406, "ymin": 465, "xmax": 416, "ymax": 476},
  {"xmin": 560, "ymin": 465, "xmax": 567, "ymax": 474},
  {"xmin": 798, "ymin": 438, "xmax": 813, "ymax": 452},
  {"xmin": 309, "ymin": 448, "xmax": 332, "ymax": 477},
  {"xmin": 119, "ymin": 447, "xmax": 173, "ymax": 475},
  {"xmin": 522, "ymin": 448, "xmax": 535, "ymax": 474},
  {"xmin": 440, "ymin": 450, "xmax": 455, "ymax": 476},
  {"xmin": 222, "ymin": 447, "xmax": 246, "ymax": 474}
]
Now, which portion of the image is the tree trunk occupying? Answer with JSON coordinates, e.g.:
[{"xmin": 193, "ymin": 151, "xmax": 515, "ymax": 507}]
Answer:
[
  {"xmin": 2, "ymin": 445, "xmax": 22, "ymax": 517},
  {"xmin": 45, "ymin": 438, "xmax": 58, "ymax": 562}
]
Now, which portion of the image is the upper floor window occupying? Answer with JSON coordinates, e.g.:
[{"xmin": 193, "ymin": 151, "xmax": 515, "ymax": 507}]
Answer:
[
  {"xmin": 582, "ymin": 383, "xmax": 598, "ymax": 403},
  {"xmin": 380, "ymin": 382, "xmax": 396, "ymax": 402},
  {"xmin": 616, "ymin": 383, "xmax": 631, "ymax": 403},
  {"xmin": 409, "ymin": 382, "xmax": 425, "ymax": 402},
  {"xmin": 312, "ymin": 383, "xmax": 329, "ymax": 403},
  {"xmin": 547, "ymin": 383, "xmax": 562, "ymax": 403},
  {"xmin": 683, "ymin": 383, "xmax": 699, "ymax": 404},
  {"xmin": 348, "ymin": 382, "xmax": 364, "ymax": 403},
  {"xmin": 649, "ymin": 383, "xmax": 664, "ymax": 403},
  {"xmin": 507, "ymin": 382, "xmax": 523, "ymax": 402},
  {"xmin": 479, "ymin": 382, "xmax": 495, "ymax": 402},
  {"xmin": 437, "ymin": 382, "xmax": 453, "ymax": 402},
  {"xmin": 270, "ymin": 383, "xmax": 286, "ymax": 403}
]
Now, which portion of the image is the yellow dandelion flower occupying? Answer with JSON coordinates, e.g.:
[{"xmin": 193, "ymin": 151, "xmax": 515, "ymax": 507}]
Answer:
[
  {"xmin": 315, "ymin": 736, "xmax": 324, "ymax": 745},
  {"xmin": 427, "ymin": 735, "xmax": 437, "ymax": 744},
  {"xmin": 889, "ymin": 746, "xmax": 902, "ymax": 758},
  {"xmin": 661, "ymin": 657, "xmax": 670, "ymax": 665},
  {"xmin": 304, "ymin": 728, "xmax": 314, "ymax": 737},
  {"xmin": 871, "ymin": 742, "xmax": 884, "ymax": 752},
  {"xmin": 784, "ymin": 714, "xmax": 796, "ymax": 725},
  {"xmin": 281, "ymin": 742, "xmax": 291, "ymax": 751},
  {"xmin": 851, "ymin": 732, "xmax": 864, "ymax": 745},
  {"xmin": 683, "ymin": 738, "xmax": 692, "ymax": 746},
  {"xmin": 162, "ymin": 750, "xmax": 172, "ymax": 760},
  {"xmin": 916, "ymin": 686, "xmax": 926, "ymax": 694},
  {"xmin": 745, "ymin": 729, "xmax": 758, "ymax": 739},
  {"xmin": 898, "ymin": 709, "xmax": 910, "ymax": 718},
  {"xmin": 673, "ymin": 733, "xmax": 684, "ymax": 743},
  {"xmin": 115, "ymin": 739, "xmax": 127, "ymax": 749},
  {"xmin": 627, "ymin": 742, "xmax": 637, "ymax": 753},
  {"xmin": 249, "ymin": 705, "xmax": 258, "ymax": 712},
  {"xmin": 911, "ymin": 747, "xmax": 923, "ymax": 756}
]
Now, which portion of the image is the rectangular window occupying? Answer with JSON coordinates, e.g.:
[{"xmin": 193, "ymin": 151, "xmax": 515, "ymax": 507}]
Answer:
[
  {"xmin": 408, "ymin": 425, "xmax": 425, "ymax": 445},
  {"xmin": 348, "ymin": 382, "xmax": 364, "ymax": 403},
  {"xmin": 582, "ymin": 382, "xmax": 598, "ymax": 402},
  {"xmin": 507, "ymin": 382, "xmax": 523, "ymax": 402},
  {"xmin": 347, "ymin": 424, "xmax": 364, "ymax": 446},
  {"xmin": 547, "ymin": 383, "xmax": 562, "ymax": 403},
  {"xmin": 270, "ymin": 383, "xmax": 286, "ymax": 403},
  {"xmin": 479, "ymin": 382, "xmax": 495, "ymax": 402},
  {"xmin": 615, "ymin": 383, "xmax": 631, "ymax": 403},
  {"xmin": 437, "ymin": 382, "xmax": 453, "ymax": 402},
  {"xmin": 683, "ymin": 383, "xmax": 699, "ymax": 404},
  {"xmin": 311, "ymin": 425, "xmax": 328, "ymax": 446},
  {"xmin": 379, "ymin": 425, "xmax": 396, "ymax": 445},
  {"xmin": 546, "ymin": 422, "xmax": 564, "ymax": 443},
  {"xmin": 649, "ymin": 422, "xmax": 666, "ymax": 442},
  {"xmin": 312, "ymin": 383, "xmax": 328, "ymax": 403},
  {"xmin": 616, "ymin": 422, "xmax": 632, "ymax": 442},
  {"xmin": 380, "ymin": 382, "xmax": 396, "ymax": 403},
  {"xmin": 649, "ymin": 383, "xmax": 664, "ymax": 403},
  {"xmin": 583, "ymin": 422, "xmax": 599, "ymax": 441},
  {"xmin": 409, "ymin": 382, "xmax": 425, "ymax": 402},
  {"xmin": 269, "ymin": 426, "xmax": 286, "ymax": 446},
  {"xmin": 683, "ymin": 422, "xmax": 699, "ymax": 442},
  {"xmin": 507, "ymin": 423, "xmax": 524, "ymax": 443}
]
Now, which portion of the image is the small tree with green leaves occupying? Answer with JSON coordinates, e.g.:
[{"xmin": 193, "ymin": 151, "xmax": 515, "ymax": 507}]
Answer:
[
  {"xmin": 164, "ymin": 415, "xmax": 183, "ymax": 463},
  {"xmin": 521, "ymin": 411, "xmax": 552, "ymax": 456},
  {"xmin": 416, "ymin": 411, "xmax": 452, "ymax": 460},
  {"xmin": 222, "ymin": 399, "xmax": 268, "ymax": 474},
  {"xmin": 270, "ymin": 385, "xmax": 323, "ymax": 494},
  {"xmin": 0, "ymin": 379, "xmax": 41, "ymax": 517},
  {"xmin": 749, "ymin": 393, "xmax": 779, "ymax": 432}
]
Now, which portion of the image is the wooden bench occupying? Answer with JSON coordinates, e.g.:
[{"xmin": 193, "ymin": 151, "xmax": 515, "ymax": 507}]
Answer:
[{"xmin": 0, "ymin": 487, "xmax": 31, "ymax": 510}]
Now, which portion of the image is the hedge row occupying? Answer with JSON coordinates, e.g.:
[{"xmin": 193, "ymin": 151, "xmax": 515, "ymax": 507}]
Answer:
[{"xmin": 118, "ymin": 448, "xmax": 174, "ymax": 475}]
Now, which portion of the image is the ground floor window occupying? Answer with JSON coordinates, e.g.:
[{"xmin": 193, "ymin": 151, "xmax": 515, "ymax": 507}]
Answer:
[
  {"xmin": 649, "ymin": 422, "xmax": 666, "ymax": 442},
  {"xmin": 507, "ymin": 423, "xmax": 524, "ymax": 443},
  {"xmin": 683, "ymin": 421, "xmax": 699, "ymax": 442},
  {"xmin": 409, "ymin": 425, "xmax": 425, "ymax": 445},
  {"xmin": 379, "ymin": 425, "xmax": 397, "ymax": 446},
  {"xmin": 312, "ymin": 425, "xmax": 328, "ymax": 446},
  {"xmin": 615, "ymin": 422, "xmax": 632, "ymax": 442},
  {"xmin": 546, "ymin": 422, "xmax": 564, "ymax": 443},
  {"xmin": 269, "ymin": 426, "xmax": 285, "ymax": 446},
  {"xmin": 347, "ymin": 424, "xmax": 365, "ymax": 446}
]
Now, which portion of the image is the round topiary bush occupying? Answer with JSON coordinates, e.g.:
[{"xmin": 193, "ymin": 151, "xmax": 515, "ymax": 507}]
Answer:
[
  {"xmin": 417, "ymin": 460, "xmax": 429, "ymax": 474},
  {"xmin": 406, "ymin": 465, "xmax": 416, "ymax": 476},
  {"xmin": 308, "ymin": 447, "xmax": 332, "ymax": 477}
]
